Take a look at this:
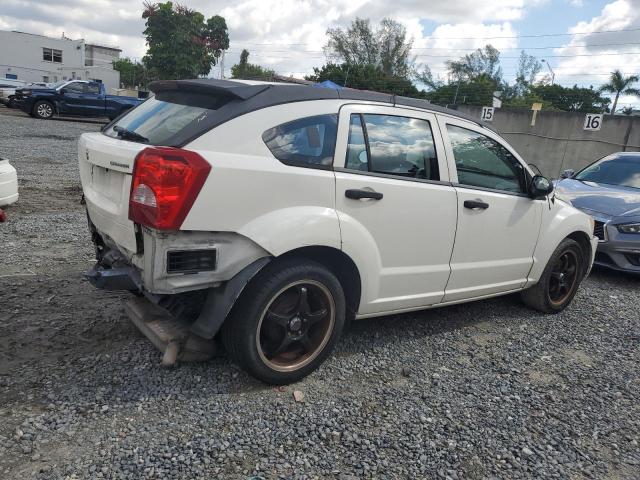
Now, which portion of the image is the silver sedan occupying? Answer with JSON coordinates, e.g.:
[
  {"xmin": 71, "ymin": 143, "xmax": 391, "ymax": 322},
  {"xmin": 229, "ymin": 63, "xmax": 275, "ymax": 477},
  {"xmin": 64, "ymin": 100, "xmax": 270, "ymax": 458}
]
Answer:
[{"xmin": 555, "ymin": 152, "xmax": 640, "ymax": 274}]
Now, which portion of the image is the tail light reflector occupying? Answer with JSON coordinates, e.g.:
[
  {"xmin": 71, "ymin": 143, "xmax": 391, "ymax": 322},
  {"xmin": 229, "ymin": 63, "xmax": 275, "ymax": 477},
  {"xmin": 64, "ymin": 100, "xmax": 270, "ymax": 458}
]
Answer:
[{"xmin": 129, "ymin": 147, "xmax": 211, "ymax": 230}]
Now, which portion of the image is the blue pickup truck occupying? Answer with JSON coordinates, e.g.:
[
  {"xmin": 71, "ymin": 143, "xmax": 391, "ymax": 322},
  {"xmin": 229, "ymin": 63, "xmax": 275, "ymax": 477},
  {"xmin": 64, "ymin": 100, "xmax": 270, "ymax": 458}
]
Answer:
[{"xmin": 13, "ymin": 80, "xmax": 143, "ymax": 120}]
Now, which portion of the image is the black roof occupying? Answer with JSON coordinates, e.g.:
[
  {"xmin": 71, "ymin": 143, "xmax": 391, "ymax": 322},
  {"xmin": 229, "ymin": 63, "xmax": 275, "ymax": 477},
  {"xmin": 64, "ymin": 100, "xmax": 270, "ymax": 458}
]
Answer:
[{"xmin": 148, "ymin": 78, "xmax": 494, "ymax": 147}]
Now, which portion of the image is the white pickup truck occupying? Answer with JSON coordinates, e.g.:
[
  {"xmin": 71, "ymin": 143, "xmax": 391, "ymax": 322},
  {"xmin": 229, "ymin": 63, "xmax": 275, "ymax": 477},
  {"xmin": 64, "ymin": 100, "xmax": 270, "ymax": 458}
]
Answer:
[{"xmin": 79, "ymin": 79, "xmax": 597, "ymax": 384}]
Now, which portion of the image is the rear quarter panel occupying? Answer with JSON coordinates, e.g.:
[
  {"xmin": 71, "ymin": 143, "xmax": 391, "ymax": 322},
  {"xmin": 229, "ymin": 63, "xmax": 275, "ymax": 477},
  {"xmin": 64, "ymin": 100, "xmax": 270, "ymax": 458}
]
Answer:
[{"xmin": 182, "ymin": 100, "xmax": 346, "ymax": 255}]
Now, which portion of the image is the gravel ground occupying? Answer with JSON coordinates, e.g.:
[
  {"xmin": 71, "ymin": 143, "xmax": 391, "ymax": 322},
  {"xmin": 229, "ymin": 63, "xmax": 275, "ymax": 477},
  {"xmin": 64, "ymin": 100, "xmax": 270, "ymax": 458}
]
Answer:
[{"xmin": 1, "ymin": 107, "xmax": 639, "ymax": 479}]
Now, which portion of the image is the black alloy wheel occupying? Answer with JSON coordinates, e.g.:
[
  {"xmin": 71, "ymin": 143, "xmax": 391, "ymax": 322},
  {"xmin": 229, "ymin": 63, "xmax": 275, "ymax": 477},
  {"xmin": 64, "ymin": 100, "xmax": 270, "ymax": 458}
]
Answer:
[
  {"xmin": 257, "ymin": 280, "xmax": 335, "ymax": 372},
  {"xmin": 222, "ymin": 259, "xmax": 346, "ymax": 384},
  {"xmin": 548, "ymin": 249, "xmax": 579, "ymax": 305}
]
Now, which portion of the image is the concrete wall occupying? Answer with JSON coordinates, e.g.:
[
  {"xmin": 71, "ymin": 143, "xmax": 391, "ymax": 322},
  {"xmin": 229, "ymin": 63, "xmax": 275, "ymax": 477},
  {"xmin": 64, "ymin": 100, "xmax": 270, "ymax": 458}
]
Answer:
[{"xmin": 457, "ymin": 106, "xmax": 640, "ymax": 178}]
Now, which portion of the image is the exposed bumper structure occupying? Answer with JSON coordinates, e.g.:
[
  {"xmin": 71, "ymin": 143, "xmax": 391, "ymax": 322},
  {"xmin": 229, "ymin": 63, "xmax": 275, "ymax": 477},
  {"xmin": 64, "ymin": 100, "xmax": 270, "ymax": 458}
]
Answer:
[
  {"xmin": 125, "ymin": 296, "xmax": 218, "ymax": 366},
  {"xmin": 85, "ymin": 264, "xmax": 141, "ymax": 291}
]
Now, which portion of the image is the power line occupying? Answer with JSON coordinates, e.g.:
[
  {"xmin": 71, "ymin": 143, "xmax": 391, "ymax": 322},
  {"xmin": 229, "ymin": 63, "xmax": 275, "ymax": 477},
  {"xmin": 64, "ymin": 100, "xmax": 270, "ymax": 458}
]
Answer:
[
  {"xmin": 233, "ymin": 51, "xmax": 640, "ymax": 61},
  {"xmin": 227, "ymin": 41, "xmax": 640, "ymax": 55},
  {"xmin": 228, "ymin": 27, "xmax": 640, "ymax": 47},
  {"xmin": 412, "ymin": 27, "xmax": 640, "ymax": 40}
]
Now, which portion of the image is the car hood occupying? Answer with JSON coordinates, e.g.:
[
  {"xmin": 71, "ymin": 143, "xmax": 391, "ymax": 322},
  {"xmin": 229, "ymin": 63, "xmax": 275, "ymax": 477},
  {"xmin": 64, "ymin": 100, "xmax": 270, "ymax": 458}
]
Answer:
[{"xmin": 555, "ymin": 178, "xmax": 640, "ymax": 217}]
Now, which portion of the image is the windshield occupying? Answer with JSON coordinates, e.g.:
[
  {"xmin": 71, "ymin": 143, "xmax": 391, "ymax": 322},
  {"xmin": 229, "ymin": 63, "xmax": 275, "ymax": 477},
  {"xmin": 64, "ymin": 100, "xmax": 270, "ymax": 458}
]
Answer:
[
  {"xmin": 104, "ymin": 93, "xmax": 229, "ymax": 146},
  {"xmin": 574, "ymin": 155, "xmax": 640, "ymax": 189}
]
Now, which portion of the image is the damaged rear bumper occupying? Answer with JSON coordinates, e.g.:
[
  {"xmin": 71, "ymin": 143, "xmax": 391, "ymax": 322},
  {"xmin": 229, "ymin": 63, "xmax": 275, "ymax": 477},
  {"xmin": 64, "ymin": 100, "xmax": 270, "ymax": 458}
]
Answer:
[{"xmin": 85, "ymin": 264, "xmax": 141, "ymax": 291}]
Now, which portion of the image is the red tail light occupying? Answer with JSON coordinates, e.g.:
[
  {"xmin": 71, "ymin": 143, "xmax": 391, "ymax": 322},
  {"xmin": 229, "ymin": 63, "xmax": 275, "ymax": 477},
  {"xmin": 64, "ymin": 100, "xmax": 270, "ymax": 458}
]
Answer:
[{"xmin": 129, "ymin": 147, "xmax": 211, "ymax": 230}]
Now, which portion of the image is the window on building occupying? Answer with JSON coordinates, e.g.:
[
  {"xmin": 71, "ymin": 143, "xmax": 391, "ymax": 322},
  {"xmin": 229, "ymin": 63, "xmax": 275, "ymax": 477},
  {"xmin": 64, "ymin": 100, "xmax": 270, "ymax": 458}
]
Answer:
[
  {"xmin": 262, "ymin": 115, "xmax": 338, "ymax": 167},
  {"xmin": 345, "ymin": 113, "xmax": 440, "ymax": 181},
  {"xmin": 43, "ymin": 48, "xmax": 63, "ymax": 63},
  {"xmin": 42, "ymin": 76, "xmax": 49, "ymax": 83},
  {"xmin": 446, "ymin": 124, "xmax": 526, "ymax": 194}
]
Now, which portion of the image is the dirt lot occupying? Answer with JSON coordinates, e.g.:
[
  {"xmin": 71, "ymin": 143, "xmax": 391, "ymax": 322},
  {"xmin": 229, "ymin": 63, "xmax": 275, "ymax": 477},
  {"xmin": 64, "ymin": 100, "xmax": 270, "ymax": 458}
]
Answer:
[{"xmin": 1, "ymin": 107, "xmax": 639, "ymax": 479}]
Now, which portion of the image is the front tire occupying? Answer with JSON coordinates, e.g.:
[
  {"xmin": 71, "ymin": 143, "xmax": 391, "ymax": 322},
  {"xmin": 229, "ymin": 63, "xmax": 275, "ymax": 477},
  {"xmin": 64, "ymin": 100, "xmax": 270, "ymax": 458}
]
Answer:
[
  {"xmin": 33, "ymin": 101, "xmax": 54, "ymax": 119},
  {"xmin": 222, "ymin": 259, "xmax": 346, "ymax": 384},
  {"xmin": 521, "ymin": 238, "xmax": 586, "ymax": 313}
]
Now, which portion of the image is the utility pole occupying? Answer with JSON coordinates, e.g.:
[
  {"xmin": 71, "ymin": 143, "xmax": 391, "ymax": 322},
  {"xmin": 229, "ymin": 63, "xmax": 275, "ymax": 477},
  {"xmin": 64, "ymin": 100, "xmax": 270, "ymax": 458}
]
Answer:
[
  {"xmin": 220, "ymin": 50, "xmax": 225, "ymax": 79},
  {"xmin": 541, "ymin": 59, "xmax": 555, "ymax": 85},
  {"xmin": 453, "ymin": 77, "xmax": 461, "ymax": 105}
]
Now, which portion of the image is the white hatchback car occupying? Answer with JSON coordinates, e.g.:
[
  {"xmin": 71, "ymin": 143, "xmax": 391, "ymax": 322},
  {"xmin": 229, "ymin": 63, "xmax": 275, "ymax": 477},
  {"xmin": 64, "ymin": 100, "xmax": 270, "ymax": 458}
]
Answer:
[
  {"xmin": 0, "ymin": 158, "xmax": 19, "ymax": 206},
  {"xmin": 79, "ymin": 79, "xmax": 597, "ymax": 384}
]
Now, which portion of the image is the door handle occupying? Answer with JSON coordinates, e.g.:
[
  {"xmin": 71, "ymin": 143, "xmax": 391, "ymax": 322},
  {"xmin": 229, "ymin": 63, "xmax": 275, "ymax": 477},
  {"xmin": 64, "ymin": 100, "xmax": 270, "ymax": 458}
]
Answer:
[
  {"xmin": 464, "ymin": 200, "xmax": 489, "ymax": 210},
  {"xmin": 345, "ymin": 189, "xmax": 383, "ymax": 200}
]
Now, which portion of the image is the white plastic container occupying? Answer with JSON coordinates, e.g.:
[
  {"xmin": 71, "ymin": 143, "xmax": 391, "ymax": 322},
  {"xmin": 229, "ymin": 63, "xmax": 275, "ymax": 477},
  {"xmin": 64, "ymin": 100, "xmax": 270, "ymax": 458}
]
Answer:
[{"xmin": 0, "ymin": 158, "xmax": 18, "ymax": 206}]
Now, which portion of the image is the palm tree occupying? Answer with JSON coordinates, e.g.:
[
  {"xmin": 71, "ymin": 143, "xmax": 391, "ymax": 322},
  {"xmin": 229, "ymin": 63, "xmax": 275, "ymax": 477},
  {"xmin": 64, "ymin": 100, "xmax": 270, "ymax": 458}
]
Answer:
[{"xmin": 600, "ymin": 70, "xmax": 640, "ymax": 114}]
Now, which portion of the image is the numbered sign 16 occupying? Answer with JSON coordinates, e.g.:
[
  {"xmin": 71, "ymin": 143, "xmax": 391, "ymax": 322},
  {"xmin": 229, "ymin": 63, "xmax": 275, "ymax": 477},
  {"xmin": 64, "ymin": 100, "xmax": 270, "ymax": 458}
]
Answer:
[
  {"xmin": 481, "ymin": 107, "xmax": 495, "ymax": 122},
  {"xmin": 584, "ymin": 113, "xmax": 603, "ymax": 131}
]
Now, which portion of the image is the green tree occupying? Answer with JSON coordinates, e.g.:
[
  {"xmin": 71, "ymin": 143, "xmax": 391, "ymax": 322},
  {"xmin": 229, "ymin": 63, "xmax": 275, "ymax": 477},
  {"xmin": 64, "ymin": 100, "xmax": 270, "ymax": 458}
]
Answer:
[
  {"xmin": 528, "ymin": 84, "xmax": 610, "ymax": 112},
  {"xmin": 513, "ymin": 51, "xmax": 541, "ymax": 96},
  {"xmin": 142, "ymin": 2, "xmax": 229, "ymax": 80},
  {"xmin": 446, "ymin": 45, "xmax": 503, "ymax": 83},
  {"xmin": 325, "ymin": 18, "xmax": 414, "ymax": 77},
  {"xmin": 231, "ymin": 49, "xmax": 275, "ymax": 80},
  {"xmin": 306, "ymin": 62, "xmax": 420, "ymax": 96},
  {"xmin": 599, "ymin": 70, "xmax": 639, "ymax": 114},
  {"xmin": 425, "ymin": 74, "xmax": 497, "ymax": 107},
  {"xmin": 113, "ymin": 58, "xmax": 147, "ymax": 89}
]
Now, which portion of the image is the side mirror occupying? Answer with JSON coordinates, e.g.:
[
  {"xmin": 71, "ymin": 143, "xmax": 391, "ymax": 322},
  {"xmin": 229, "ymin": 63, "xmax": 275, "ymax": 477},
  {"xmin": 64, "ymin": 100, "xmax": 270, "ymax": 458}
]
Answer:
[
  {"xmin": 560, "ymin": 169, "xmax": 575, "ymax": 179},
  {"xmin": 59, "ymin": 89, "xmax": 66, "ymax": 95},
  {"xmin": 530, "ymin": 175, "xmax": 554, "ymax": 198}
]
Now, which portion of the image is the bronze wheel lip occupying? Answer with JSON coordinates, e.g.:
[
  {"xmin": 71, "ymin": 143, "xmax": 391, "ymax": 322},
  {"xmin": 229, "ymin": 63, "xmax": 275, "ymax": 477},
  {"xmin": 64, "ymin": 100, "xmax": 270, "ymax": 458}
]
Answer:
[
  {"xmin": 256, "ymin": 279, "xmax": 335, "ymax": 373},
  {"xmin": 548, "ymin": 250, "xmax": 579, "ymax": 306}
]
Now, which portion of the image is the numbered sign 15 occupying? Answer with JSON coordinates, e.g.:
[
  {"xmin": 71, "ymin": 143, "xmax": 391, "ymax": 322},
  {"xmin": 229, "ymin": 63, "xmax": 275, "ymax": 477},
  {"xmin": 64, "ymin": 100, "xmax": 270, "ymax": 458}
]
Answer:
[
  {"xmin": 584, "ymin": 113, "xmax": 603, "ymax": 131},
  {"xmin": 481, "ymin": 107, "xmax": 495, "ymax": 122}
]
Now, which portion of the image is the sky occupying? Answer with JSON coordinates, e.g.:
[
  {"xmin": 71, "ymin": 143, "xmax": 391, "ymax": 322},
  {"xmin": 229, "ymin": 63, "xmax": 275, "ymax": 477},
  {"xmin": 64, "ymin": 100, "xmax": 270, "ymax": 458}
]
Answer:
[{"xmin": 1, "ymin": 0, "xmax": 639, "ymax": 108}]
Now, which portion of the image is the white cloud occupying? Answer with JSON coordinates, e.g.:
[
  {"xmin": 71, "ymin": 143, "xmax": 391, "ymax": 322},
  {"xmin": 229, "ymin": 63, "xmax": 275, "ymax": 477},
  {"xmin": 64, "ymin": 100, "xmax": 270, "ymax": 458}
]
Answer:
[
  {"xmin": 552, "ymin": 0, "xmax": 640, "ymax": 107},
  {"xmin": 0, "ymin": 0, "xmax": 535, "ymax": 78},
  {"xmin": 417, "ymin": 23, "xmax": 519, "ymax": 82}
]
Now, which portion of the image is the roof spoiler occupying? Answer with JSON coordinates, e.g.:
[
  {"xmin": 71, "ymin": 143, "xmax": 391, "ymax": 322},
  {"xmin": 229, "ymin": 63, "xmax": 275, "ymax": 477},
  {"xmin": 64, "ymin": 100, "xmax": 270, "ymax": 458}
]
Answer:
[{"xmin": 149, "ymin": 79, "xmax": 270, "ymax": 100}]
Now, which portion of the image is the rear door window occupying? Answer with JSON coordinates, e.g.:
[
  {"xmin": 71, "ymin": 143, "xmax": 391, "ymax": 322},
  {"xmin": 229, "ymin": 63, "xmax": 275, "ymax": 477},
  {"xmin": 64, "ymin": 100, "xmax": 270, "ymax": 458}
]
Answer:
[
  {"xmin": 345, "ymin": 113, "xmax": 440, "ymax": 181},
  {"xmin": 85, "ymin": 83, "xmax": 100, "ymax": 95},
  {"xmin": 64, "ymin": 82, "xmax": 85, "ymax": 94},
  {"xmin": 262, "ymin": 114, "xmax": 338, "ymax": 167}
]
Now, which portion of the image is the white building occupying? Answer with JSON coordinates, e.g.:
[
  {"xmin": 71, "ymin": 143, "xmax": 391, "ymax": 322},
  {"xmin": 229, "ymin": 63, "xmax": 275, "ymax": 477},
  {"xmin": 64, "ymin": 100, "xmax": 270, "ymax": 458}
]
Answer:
[{"xmin": 0, "ymin": 30, "xmax": 121, "ymax": 91}]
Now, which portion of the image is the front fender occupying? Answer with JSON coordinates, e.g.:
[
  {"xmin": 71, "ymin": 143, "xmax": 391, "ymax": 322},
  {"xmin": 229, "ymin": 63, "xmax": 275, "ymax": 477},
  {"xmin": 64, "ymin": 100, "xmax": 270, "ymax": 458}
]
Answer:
[
  {"xmin": 527, "ymin": 200, "xmax": 596, "ymax": 284},
  {"xmin": 237, "ymin": 206, "xmax": 341, "ymax": 256}
]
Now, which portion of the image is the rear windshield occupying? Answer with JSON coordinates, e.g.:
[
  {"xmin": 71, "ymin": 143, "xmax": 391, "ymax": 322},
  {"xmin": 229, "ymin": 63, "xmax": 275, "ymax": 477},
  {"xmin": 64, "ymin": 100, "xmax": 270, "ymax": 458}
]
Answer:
[{"xmin": 103, "ymin": 92, "xmax": 230, "ymax": 146}]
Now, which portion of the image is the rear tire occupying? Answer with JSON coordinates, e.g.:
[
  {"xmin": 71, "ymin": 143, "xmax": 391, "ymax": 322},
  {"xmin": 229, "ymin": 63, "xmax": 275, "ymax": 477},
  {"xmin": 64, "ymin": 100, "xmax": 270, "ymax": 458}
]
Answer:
[
  {"xmin": 521, "ymin": 238, "xmax": 586, "ymax": 313},
  {"xmin": 222, "ymin": 259, "xmax": 346, "ymax": 384},
  {"xmin": 33, "ymin": 100, "xmax": 54, "ymax": 119}
]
